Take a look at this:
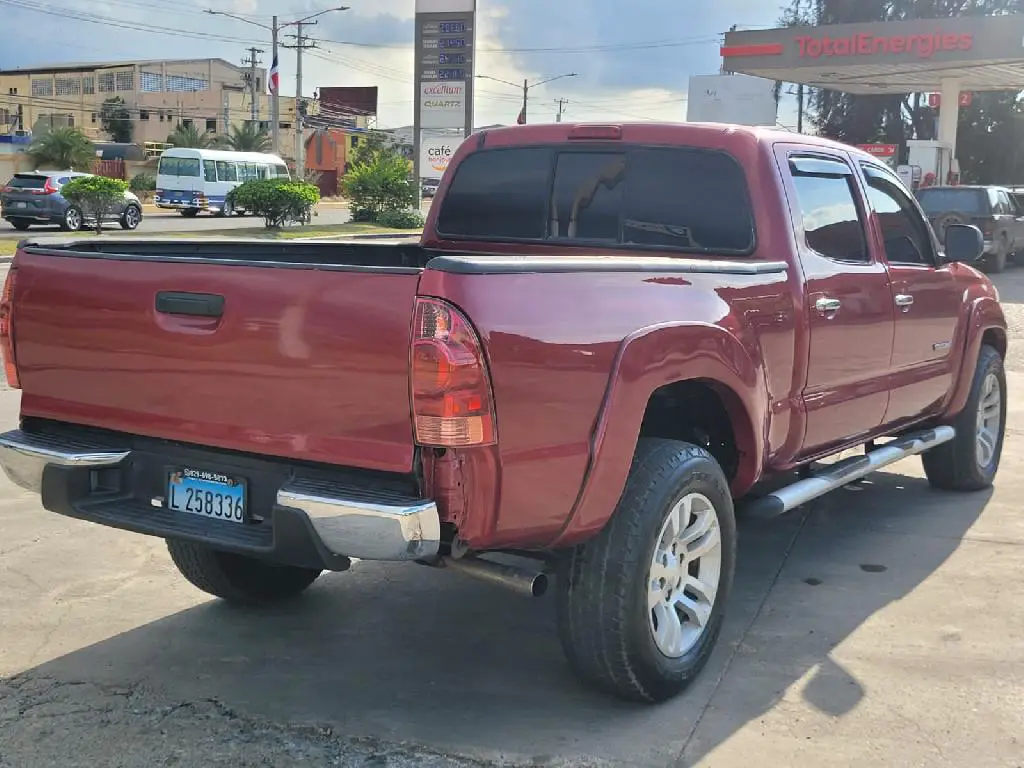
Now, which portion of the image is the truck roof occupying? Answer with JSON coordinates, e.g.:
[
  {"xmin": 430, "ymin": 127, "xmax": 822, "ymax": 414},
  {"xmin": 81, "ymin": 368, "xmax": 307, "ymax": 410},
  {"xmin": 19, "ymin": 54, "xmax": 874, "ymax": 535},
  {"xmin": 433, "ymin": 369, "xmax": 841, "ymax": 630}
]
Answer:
[{"xmin": 472, "ymin": 121, "xmax": 874, "ymax": 159}]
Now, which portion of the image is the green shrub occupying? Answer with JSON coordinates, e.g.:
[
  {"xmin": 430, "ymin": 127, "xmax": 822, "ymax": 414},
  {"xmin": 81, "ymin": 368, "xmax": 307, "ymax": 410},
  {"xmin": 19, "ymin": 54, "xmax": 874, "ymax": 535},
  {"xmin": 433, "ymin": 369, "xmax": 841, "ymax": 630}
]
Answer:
[
  {"xmin": 227, "ymin": 178, "xmax": 320, "ymax": 229},
  {"xmin": 129, "ymin": 172, "xmax": 156, "ymax": 192},
  {"xmin": 61, "ymin": 175, "xmax": 129, "ymax": 234},
  {"xmin": 342, "ymin": 149, "xmax": 416, "ymax": 222},
  {"xmin": 377, "ymin": 209, "xmax": 425, "ymax": 229}
]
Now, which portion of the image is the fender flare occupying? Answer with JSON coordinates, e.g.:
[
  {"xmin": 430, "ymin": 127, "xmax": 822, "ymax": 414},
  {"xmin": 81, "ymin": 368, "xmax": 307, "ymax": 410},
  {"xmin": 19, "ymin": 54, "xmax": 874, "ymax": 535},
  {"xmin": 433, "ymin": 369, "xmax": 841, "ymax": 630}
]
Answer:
[
  {"xmin": 548, "ymin": 321, "xmax": 767, "ymax": 548},
  {"xmin": 944, "ymin": 295, "xmax": 1007, "ymax": 419}
]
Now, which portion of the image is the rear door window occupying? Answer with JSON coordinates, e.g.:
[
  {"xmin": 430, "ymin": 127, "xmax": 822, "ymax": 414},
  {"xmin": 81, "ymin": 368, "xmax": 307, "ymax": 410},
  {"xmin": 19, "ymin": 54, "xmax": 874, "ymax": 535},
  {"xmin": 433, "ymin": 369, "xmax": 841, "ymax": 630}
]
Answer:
[
  {"xmin": 177, "ymin": 158, "xmax": 200, "ymax": 177},
  {"xmin": 436, "ymin": 145, "xmax": 754, "ymax": 253}
]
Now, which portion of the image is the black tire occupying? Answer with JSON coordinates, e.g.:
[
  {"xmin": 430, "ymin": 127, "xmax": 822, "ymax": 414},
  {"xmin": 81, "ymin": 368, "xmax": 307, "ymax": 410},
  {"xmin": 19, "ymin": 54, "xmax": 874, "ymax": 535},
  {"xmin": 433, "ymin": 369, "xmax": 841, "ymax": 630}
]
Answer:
[
  {"xmin": 119, "ymin": 204, "xmax": 142, "ymax": 230},
  {"xmin": 986, "ymin": 237, "xmax": 1008, "ymax": 273},
  {"xmin": 61, "ymin": 206, "xmax": 83, "ymax": 232},
  {"xmin": 556, "ymin": 438, "xmax": 737, "ymax": 703},
  {"xmin": 8, "ymin": 220, "xmax": 31, "ymax": 231},
  {"xmin": 923, "ymin": 344, "xmax": 1006, "ymax": 491},
  {"xmin": 215, "ymin": 199, "xmax": 233, "ymax": 218},
  {"xmin": 166, "ymin": 539, "xmax": 322, "ymax": 605},
  {"xmin": 180, "ymin": 208, "xmax": 200, "ymax": 218}
]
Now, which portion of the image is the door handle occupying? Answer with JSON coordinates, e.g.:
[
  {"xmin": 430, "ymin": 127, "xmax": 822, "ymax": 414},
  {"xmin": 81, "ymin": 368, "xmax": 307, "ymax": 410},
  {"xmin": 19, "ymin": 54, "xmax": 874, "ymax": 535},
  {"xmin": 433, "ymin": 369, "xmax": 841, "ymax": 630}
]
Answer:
[
  {"xmin": 894, "ymin": 294, "xmax": 914, "ymax": 309},
  {"xmin": 155, "ymin": 291, "xmax": 225, "ymax": 317},
  {"xmin": 814, "ymin": 297, "xmax": 841, "ymax": 313}
]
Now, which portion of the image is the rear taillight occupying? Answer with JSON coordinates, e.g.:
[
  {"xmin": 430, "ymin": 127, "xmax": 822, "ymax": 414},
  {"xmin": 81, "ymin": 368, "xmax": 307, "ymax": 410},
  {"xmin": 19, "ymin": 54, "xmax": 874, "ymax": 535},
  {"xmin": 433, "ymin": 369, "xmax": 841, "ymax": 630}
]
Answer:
[
  {"xmin": 0, "ymin": 267, "xmax": 19, "ymax": 389},
  {"xmin": 410, "ymin": 297, "xmax": 496, "ymax": 447},
  {"xmin": 33, "ymin": 178, "xmax": 58, "ymax": 195}
]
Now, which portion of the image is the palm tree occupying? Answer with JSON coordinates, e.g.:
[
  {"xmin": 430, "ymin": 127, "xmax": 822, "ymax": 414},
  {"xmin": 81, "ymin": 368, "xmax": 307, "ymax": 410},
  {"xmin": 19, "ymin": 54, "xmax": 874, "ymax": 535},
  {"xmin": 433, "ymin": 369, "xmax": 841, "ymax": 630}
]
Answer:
[
  {"xmin": 26, "ymin": 127, "xmax": 96, "ymax": 171},
  {"xmin": 166, "ymin": 122, "xmax": 215, "ymax": 149},
  {"xmin": 217, "ymin": 122, "xmax": 271, "ymax": 152}
]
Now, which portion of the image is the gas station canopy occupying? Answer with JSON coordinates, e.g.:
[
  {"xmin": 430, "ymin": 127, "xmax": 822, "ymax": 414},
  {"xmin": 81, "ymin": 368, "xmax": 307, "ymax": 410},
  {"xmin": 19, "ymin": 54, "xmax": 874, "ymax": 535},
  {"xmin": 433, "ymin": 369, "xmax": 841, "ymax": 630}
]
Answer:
[{"xmin": 721, "ymin": 14, "xmax": 1024, "ymax": 94}]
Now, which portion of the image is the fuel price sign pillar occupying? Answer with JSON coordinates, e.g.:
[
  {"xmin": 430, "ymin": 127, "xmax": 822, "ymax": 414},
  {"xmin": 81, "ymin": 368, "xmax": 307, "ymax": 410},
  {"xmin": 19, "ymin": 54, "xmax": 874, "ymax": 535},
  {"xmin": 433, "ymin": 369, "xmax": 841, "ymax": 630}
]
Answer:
[{"xmin": 413, "ymin": 0, "xmax": 477, "ymax": 194}]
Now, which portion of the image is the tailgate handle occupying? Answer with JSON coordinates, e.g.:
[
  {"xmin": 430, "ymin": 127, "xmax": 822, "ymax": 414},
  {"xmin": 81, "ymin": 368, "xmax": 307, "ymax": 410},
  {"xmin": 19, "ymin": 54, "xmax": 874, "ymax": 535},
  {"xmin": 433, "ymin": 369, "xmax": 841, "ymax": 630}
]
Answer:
[{"xmin": 155, "ymin": 291, "xmax": 224, "ymax": 318}]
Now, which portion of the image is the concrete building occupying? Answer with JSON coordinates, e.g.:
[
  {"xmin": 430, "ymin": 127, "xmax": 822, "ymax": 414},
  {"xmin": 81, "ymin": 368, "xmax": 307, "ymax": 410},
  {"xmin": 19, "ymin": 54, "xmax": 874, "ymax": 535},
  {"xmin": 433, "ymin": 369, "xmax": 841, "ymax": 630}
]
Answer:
[{"xmin": 0, "ymin": 58, "xmax": 301, "ymax": 151}]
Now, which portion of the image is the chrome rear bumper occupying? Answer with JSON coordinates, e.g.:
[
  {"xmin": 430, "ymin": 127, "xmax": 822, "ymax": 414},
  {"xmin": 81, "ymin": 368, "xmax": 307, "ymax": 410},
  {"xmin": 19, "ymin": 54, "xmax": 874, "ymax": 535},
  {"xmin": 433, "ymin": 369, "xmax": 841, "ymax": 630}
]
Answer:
[{"xmin": 0, "ymin": 429, "xmax": 440, "ymax": 563}]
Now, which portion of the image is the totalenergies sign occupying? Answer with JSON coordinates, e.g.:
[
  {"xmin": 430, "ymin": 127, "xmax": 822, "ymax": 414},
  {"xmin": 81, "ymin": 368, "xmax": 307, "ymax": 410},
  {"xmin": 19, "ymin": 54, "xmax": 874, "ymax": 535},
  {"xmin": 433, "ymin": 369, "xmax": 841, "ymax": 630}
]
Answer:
[{"xmin": 796, "ymin": 31, "xmax": 973, "ymax": 59}]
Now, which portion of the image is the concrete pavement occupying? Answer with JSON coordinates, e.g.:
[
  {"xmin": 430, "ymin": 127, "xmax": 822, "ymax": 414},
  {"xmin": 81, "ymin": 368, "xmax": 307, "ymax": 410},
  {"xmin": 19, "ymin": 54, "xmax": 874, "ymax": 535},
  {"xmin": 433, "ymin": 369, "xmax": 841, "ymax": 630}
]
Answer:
[{"xmin": 0, "ymin": 268, "xmax": 1022, "ymax": 766}]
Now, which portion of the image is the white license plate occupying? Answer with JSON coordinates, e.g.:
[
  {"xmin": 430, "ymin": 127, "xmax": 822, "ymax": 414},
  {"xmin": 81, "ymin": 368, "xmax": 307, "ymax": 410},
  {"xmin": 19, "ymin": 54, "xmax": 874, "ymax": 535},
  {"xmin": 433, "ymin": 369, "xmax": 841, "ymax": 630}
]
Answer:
[
  {"xmin": 14, "ymin": 202, "xmax": 26, "ymax": 209},
  {"xmin": 167, "ymin": 468, "xmax": 246, "ymax": 523}
]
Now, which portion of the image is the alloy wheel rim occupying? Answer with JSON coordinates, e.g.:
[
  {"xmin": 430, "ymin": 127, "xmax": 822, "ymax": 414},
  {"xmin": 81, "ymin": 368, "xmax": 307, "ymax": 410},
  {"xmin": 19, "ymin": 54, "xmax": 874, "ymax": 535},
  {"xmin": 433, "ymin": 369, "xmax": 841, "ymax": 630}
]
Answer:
[
  {"xmin": 975, "ymin": 372, "xmax": 1001, "ymax": 469},
  {"xmin": 126, "ymin": 207, "xmax": 139, "ymax": 228},
  {"xmin": 647, "ymin": 492, "xmax": 723, "ymax": 659},
  {"xmin": 66, "ymin": 209, "xmax": 81, "ymax": 229}
]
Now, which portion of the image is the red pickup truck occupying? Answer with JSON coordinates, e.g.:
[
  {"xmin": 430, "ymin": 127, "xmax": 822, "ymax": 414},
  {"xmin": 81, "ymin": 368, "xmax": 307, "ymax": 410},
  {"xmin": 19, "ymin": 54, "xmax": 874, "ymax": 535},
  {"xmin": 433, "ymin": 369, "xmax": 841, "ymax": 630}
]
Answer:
[{"xmin": 0, "ymin": 123, "xmax": 1007, "ymax": 703}]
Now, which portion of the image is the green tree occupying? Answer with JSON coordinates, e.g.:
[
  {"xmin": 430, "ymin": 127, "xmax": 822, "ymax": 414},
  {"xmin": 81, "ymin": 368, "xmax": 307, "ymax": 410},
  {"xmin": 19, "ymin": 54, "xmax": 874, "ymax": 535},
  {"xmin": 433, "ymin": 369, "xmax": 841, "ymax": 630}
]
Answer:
[
  {"xmin": 166, "ymin": 122, "xmax": 215, "ymax": 148},
  {"xmin": 26, "ymin": 126, "xmax": 95, "ymax": 170},
  {"xmin": 342, "ymin": 139, "xmax": 416, "ymax": 222},
  {"xmin": 61, "ymin": 175, "xmax": 129, "ymax": 234},
  {"xmin": 216, "ymin": 122, "xmax": 271, "ymax": 152},
  {"xmin": 227, "ymin": 178, "xmax": 320, "ymax": 229},
  {"xmin": 99, "ymin": 97, "xmax": 133, "ymax": 142}
]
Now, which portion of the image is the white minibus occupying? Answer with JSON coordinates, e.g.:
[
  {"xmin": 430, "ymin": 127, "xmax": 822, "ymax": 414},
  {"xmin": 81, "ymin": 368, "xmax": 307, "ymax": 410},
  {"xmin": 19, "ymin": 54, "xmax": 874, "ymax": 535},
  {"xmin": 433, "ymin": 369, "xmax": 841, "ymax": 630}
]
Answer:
[{"xmin": 155, "ymin": 147, "xmax": 290, "ymax": 217}]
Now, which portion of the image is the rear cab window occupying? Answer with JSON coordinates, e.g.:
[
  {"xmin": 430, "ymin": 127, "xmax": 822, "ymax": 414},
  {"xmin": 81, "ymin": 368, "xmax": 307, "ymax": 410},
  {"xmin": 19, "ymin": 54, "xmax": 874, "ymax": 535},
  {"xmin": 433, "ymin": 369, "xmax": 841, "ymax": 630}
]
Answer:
[{"xmin": 435, "ymin": 145, "xmax": 755, "ymax": 254}]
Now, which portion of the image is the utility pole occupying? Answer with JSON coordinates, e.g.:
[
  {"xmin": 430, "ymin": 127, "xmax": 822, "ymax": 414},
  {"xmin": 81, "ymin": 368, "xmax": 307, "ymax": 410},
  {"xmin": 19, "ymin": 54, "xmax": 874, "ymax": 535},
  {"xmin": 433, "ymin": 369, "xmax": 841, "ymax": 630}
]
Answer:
[
  {"xmin": 477, "ymin": 73, "xmax": 577, "ymax": 126},
  {"xmin": 284, "ymin": 21, "xmax": 320, "ymax": 179},
  {"xmin": 271, "ymin": 16, "xmax": 279, "ymax": 155},
  {"xmin": 554, "ymin": 98, "xmax": 569, "ymax": 122},
  {"xmin": 208, "ymin": 6, "xmax": 349, "ymax": 166},
  {"xmin": 242, "ymin": 47, "xmax": 264, "ymax": 125}
]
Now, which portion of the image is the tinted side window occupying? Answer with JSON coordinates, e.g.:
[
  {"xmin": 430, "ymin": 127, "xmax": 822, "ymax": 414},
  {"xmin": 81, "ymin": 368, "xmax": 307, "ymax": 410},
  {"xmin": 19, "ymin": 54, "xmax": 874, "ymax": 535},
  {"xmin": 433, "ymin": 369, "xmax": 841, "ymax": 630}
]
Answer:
[
  {"xmin": 861, "ymin": 164, "xmax": 933, "ymax": 265},
  {"xmin": 791, "ymin": 173, "xmax": 868, "ymax": 263},
  {"xmin": 158, "ymin": 157, "xmax": 179, "ymax": 176},
  {"xmin": 623, "ymin": 148, "xmax": 753, "ymax": 251},
  {"xmin": 203, "ymin": 161, "xmax": 217, "ymax": 182},
  {"xmin": 216, "ymin": 161, "xmax": 237, "ymax": 182},
  {"xmin": 437, "ymin": 148, "xmax": 551, "ymax": 239}
]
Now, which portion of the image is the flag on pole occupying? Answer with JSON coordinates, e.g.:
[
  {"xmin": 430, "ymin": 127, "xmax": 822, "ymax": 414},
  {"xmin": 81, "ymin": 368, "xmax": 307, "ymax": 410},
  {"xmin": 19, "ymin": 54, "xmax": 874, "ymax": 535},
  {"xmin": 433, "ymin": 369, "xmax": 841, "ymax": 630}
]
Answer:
[{"xmin": 269, "ymin": 53, "xmax": 279, "ymax": 94}]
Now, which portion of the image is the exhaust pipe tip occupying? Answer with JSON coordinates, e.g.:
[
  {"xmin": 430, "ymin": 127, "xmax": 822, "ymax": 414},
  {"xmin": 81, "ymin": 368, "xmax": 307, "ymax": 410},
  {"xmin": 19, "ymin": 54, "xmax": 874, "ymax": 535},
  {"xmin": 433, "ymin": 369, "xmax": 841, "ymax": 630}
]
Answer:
[{"xmin": 443, "ymin": 555, "xmax": 550, "ymax": 598}]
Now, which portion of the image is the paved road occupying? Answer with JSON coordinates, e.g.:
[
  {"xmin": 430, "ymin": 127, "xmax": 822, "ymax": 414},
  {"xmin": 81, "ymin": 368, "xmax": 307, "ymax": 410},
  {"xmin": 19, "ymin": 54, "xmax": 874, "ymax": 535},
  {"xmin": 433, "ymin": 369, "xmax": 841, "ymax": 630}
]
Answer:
[
  {"xmin": 0, "ymin": 265, "xmax": 1022, "ymax": 766},
  {"xmin": 0, "ymin": 205, "xmax": 355, "ymax": 239}
]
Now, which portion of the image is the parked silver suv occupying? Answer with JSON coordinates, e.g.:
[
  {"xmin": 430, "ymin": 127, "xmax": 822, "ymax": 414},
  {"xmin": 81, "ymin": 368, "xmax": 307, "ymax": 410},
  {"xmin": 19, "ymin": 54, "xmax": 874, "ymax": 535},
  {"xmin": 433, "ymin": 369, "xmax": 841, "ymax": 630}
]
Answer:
[{"xmin": 1, "ymin": 170, "xmax": 143, "ymax": 232}]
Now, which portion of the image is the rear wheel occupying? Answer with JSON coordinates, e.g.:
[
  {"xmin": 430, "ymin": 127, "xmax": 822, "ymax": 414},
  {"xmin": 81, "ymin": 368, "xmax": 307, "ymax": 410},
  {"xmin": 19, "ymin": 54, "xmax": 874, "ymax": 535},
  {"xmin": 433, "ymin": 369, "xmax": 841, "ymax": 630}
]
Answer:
[
  {"xmin": 216, "ymin": 199, "xmax": 234, "ymax": 218},
  {"xmin": 119, "ymin": 204, "xmax": 141, "ymax": 230},
  {"xmin": 166, "ymin": 539, "xmax": 322, "ymax": 605},
  {"xmin": 556, "ymin": 438, "xmax": 736, "ymax": 702},
  {"xmin": 61, "ymin": 206, "xmax": 83, "ymax": 232},
  {"xmin": 986, "ymin": 237, "xmax": 1008, "ymax": 273},
  {"xmin": 180, "ymin": 208, "xmax": 200, "ymax": 218}
]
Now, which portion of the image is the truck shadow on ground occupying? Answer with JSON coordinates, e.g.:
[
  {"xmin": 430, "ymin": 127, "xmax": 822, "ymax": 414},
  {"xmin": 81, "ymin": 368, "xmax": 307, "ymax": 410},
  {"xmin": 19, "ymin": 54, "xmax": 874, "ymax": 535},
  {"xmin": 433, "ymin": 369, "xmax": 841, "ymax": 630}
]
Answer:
[{"xmin": 8, "ymin": 469, "xmax": 991, "ymax": 767}]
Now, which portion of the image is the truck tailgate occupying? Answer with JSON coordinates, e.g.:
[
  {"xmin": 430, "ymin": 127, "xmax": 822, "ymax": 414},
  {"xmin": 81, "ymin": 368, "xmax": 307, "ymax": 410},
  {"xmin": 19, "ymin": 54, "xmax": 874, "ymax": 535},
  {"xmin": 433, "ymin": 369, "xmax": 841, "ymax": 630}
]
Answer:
[{"xmin": 12, "ymin": 246, "xmax": 424, "ymax": 473}]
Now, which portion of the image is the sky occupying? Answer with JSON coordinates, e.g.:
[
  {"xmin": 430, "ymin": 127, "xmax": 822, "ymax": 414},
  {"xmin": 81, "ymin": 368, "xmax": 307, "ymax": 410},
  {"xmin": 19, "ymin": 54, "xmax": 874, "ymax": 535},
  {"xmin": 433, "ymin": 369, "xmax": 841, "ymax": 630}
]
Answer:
[{"xmin": 0, "ymin": 0, "xmax": 798, "ymax": 129}]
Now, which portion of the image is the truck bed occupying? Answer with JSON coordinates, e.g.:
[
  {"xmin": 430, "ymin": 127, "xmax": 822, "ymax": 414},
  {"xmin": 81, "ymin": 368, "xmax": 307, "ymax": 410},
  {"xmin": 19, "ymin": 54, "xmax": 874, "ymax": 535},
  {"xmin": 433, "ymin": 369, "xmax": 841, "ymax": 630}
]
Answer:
[{"xmin": 11, "ymin": 237, "xmax": 432, "ymax": 473}]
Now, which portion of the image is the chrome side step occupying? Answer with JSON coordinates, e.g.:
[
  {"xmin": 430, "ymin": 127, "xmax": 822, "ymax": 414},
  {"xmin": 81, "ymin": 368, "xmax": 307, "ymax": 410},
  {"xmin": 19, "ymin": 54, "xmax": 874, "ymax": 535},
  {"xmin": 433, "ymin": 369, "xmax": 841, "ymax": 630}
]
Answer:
[{"xmin": 746, "ymin": 426, "xmax": 955, "ymax": 519}]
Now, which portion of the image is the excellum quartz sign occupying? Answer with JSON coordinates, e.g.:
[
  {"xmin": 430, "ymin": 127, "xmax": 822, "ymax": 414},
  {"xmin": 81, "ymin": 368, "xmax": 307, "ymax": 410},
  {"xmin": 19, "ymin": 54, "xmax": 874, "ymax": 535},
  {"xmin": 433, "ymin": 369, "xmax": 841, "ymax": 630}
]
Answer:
[{"xmin": 414, "ymin": 0, "xmax": 476, "ymax": 187}]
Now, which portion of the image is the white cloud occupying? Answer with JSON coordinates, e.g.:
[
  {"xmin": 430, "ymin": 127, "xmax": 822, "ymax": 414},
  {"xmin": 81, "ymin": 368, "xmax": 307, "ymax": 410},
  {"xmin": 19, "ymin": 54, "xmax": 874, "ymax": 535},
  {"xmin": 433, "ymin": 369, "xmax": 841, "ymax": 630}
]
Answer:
[{"xmin": 1, "ymin": 0, "xmax": 795, "ymax": 129}]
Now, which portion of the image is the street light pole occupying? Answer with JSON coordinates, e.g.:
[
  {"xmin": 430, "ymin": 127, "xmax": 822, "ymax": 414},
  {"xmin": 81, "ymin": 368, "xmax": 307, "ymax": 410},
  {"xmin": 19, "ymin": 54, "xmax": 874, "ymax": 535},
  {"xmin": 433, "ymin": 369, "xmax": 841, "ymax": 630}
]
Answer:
[{"xmin": 476, "ymin": 73, "xmax": 578, "ymax": 125}]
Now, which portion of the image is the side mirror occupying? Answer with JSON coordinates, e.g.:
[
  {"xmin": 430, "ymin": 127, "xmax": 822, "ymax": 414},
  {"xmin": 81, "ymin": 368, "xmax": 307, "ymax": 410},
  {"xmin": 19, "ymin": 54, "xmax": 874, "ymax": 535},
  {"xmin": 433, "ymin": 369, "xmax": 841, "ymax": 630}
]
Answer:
[{"xmin": 944, "ymin": 223, "xmax": 984, "ymax": 263}]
